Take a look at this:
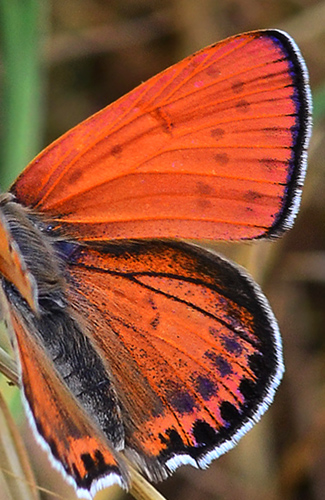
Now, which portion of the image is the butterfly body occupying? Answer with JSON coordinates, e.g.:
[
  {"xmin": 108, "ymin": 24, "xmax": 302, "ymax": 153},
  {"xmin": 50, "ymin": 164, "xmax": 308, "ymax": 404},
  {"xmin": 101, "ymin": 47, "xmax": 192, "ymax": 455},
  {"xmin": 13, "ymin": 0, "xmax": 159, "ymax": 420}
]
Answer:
[{"xmin": 0, "ymin": 30, "xmax": 311, "ymax": 499}]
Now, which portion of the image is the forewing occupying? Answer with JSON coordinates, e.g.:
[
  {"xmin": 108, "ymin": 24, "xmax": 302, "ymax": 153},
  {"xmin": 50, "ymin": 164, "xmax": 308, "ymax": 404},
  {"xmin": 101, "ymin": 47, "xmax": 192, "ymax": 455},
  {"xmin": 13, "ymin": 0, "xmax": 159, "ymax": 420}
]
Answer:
[
  {"xmin": 11, "ymin": 30, "xmax": 311, "ymax": 242},
  {"xmin": 64, "ymin": 240, "xmax": 283, "ymax": 479}
]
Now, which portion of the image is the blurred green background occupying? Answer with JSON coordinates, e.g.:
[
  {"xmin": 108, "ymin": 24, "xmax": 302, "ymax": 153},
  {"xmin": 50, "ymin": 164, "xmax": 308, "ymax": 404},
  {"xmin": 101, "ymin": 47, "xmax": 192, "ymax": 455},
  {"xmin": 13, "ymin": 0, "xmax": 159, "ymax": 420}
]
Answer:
[{"xmin": 0, "ymin": 1, "xmax": 325, "ymax": 500}]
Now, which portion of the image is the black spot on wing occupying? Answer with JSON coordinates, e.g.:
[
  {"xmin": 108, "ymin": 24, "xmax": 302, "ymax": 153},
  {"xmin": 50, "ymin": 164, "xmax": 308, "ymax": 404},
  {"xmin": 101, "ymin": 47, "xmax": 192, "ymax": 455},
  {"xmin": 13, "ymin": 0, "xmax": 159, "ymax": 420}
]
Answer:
[{"xmin": 193, "ymin": 420, "xmax": 217, "ymax": 445}]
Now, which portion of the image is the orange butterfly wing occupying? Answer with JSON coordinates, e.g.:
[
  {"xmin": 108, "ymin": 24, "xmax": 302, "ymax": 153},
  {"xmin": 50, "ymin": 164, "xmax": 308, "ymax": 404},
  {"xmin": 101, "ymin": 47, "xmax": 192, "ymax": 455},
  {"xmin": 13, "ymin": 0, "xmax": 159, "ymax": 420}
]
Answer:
[
  {"xmin": 11, "ymin": 30, "xmax": 311, "ymax": 242},
  {"xmin": 63, "ymin": 240, "xmax": 283, "ymax": 479},
  {"xmin": 9, "ymin": 310, "xmax": 128, "ymax": 496}
]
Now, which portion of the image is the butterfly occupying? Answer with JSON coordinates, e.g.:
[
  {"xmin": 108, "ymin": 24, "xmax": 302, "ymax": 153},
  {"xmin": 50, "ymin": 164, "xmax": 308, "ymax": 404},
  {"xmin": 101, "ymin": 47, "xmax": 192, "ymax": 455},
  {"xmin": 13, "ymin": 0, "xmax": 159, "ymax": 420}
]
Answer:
[{"xmin": 0, "ymin": 29, "xmax": 311, "ymax": 499}]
